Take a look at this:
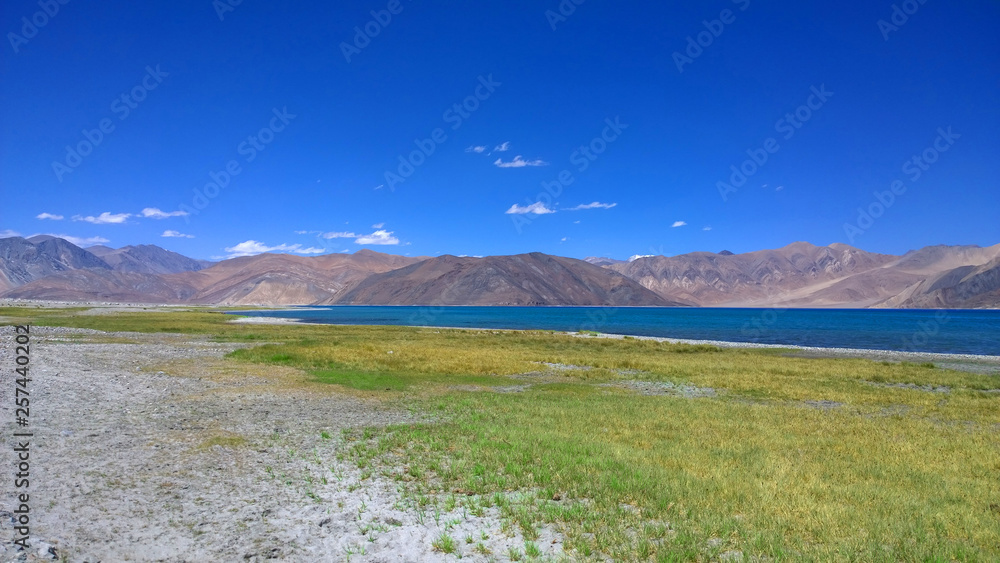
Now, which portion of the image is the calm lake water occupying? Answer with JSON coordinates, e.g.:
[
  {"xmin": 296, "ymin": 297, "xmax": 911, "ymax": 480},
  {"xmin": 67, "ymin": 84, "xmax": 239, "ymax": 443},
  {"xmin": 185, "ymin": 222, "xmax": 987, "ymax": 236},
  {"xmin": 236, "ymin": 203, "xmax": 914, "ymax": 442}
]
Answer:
[{"xmin": 228, "ymin": 306, "xmax": 1000, "ymax": 356}]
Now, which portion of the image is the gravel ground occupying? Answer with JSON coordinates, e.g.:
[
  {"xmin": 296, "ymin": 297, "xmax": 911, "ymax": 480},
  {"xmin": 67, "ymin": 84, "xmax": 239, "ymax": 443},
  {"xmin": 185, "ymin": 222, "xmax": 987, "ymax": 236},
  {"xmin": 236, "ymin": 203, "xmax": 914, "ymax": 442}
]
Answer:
[{"xmin": 0, "ymin": 327, "xmax": 567, "ymax": 562}]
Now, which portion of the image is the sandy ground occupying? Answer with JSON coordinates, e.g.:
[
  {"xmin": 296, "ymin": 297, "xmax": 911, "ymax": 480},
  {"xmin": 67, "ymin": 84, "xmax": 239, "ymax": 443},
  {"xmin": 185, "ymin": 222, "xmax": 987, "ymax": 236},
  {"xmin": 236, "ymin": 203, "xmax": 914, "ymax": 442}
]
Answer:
[{"xmin": 0, "ymin": 327, "xmax": 568, "ymax": 562}]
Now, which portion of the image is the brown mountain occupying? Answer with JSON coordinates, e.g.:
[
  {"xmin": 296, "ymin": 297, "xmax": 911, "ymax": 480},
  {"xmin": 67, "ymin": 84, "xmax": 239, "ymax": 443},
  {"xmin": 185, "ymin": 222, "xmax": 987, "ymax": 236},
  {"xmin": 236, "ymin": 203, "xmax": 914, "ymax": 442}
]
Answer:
[
  {"xmin": 873, "ymin": 256, "xmax": 1000, "ymax": 308},
  {"xmin": 609, "ymin": 242, "xmax": 897, "ymax": 306},
  {"xmin": 89, "ymin": 244, "xmax": 209, "ymax": 275},
  {"xmin": 2, "ymin": 237, "xmax": 998, "ymax": 308},
  {"xmin": 336, "ymin": 253, "xmax": 682, "ymax": 306},
  {"xmin": 165, "ymin": 249, "xmax": 424, "ymax": 305},
  {"xmin": 1, "ymin": 268, "xmax": 196, "ymax": 303},
  {"xmin": 607, "ymin": 242, "xmax": 1000, "ymax": 308}
]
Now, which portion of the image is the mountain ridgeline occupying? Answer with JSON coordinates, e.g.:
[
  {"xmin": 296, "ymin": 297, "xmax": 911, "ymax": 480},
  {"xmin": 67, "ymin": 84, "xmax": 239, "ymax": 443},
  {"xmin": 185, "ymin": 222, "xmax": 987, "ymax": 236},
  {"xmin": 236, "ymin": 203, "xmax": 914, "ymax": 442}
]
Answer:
[{"xmin": 0, "ymin": 236, "xmax": 997, "ymax": 308}]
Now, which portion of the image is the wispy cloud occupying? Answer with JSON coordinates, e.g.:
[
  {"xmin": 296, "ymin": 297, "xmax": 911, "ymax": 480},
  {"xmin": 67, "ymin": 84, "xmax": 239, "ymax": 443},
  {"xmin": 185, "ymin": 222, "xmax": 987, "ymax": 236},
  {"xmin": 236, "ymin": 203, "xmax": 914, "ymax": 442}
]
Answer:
[
  {"xmin": 566, "ymin": 201, "xmax": 617, "ymax": 211},
  {"xmin": 703, "ymin": 226, "xmax": 712, "ymax": 231},
  {"xmin": 505, "ymin": 202, "xmax": 555, "ymax": 215},
  {"xmin": 628, "ymin": 254, "xmax": 654, "ymax": 262},
  {"xmin": 465, "ymin": 145, "xmax": 487, "ymax": 153},
  {"xmin": 223, "ymin": 240, "xmax": 326, "ymax": 258},
  {"xmin": 73, "ymin": 212, "xmax": 131, "ymax": 225},
  {"xmin": 141, "ymin": 207, "xmax": 190, "ymax": 219},
  {"xmin": 493, "ymin": 142, "xmax": 510, "ymax": 152},
  {"xmin": 320, "ymin": 231, "xmax": 360, "ymax": 239},
  {"xmin": 0, "ymin": 229, "xmax": 21, "ymax": 238},
  {"xmin": 355, "ymin": 230, "xmax": 399, "ymax": 245},
  {"xmin": 162, "ymin": 230, "xmax": 194, "ymax": 239},
  {"xmin": 671, "ymin": 221, "xmax": 687, "ymax": 228},
  {"xmin": 316, "ymin": 228, "xmax": 401, "ymax": 245},
  {"xmin": 775, "ymin": 185, "xmax": 784, "ymax": 191},
  {"xmin": 41, "ymin": 234, "xmax": 110, "ymax": 246},
  {"xmin": 373, "ymin": 184, "xmax": 385, "ymax": 190},
  {"xmin": 493, "ymin": 155, "xmax": 548, "ymax": 168},
  {"xmin": 36, "ymin": 213, "xmax": 64, "ymax": 221}
]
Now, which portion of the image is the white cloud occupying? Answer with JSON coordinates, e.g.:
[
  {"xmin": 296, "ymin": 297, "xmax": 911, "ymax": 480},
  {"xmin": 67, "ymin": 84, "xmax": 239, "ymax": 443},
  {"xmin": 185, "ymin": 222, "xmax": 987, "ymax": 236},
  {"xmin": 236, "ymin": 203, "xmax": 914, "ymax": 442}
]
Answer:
[
  {"xmin": 141, "ymin": 207, "xmax": 190, "ymax": 219},
  {"xmin": 355, "ymin": 230, "xmax": 399, "ymax": 245},
  {"xmin": 374, "ymin": 184, "xmax": 385, "ymax": 190},
  {"xmin": 703, "ymin": 226, "xmax": 712, "ymax": 231},
  {"xmin": 493, "ymin": 142, "xmax": 510, "ymax": 152},
  {"xmin": 294, "ymin": 230, "xmax": 309, "ymax": 235},
  {"xmin": 162, "ymin": 230, "xmax": 194, "ymax": 239},
  {"xmin": 39, "ymin": 234, "xmax": 110, "ymax": 246},
  {"xmin": 505, "ymin": 202, "xmax": 555, "ymax": 215},
  {"xmin": 73, "ymin": 212, "xmax": 131, "ymax": 225},
  {"xmin": 0, "ymin": 229, "xmax": 21, "ymax": 238},
  {"xmin": 493, "ymin": 155, "xmax": 548, "ymax": 168},
  {"xmin": 567, "ymin": 201, "xmax": 617, "ymax": 211},
  {"xmin": 223, "ymin": 240, "xmax": 327, "ymax": 259},
  {"xmin": 36, "ymin": 213, "xmax": 63, "ymax": 221},
  {"xmin": 320, "ymin": 231, "xmax": 360, "ymax": 239},
  {"xmin": 775, "ymin": 185, "xmax": 784, "ymax": 191},
  {"xmin": 371, "ymin": 222, "xmax": 385, "ymax": 229},
  {"xmin": 560, "ymin": 237, "xmax": 568, "ymax": 242},
  {"xmin": 573, "ymin": 220, "xmax": 581, "ymax": 224},
  {"xmin": 671, "ymin": 221, "xmax": 687, "ymax": 228},
  {"xmin": 465, "ymin": 145, "xmax": 487, "ymax": 153},
  {"xmin": 628, "ymin": 254, "xmax": 654, "ymax": 262}
]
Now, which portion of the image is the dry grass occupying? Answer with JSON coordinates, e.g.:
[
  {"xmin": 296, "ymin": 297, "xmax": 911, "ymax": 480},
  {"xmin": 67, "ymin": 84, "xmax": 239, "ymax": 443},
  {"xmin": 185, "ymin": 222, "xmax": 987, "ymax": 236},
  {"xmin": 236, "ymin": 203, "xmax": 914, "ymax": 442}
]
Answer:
[{"xmin": 6, "ymin": 305, "xmax": 999, "ymax": 560}]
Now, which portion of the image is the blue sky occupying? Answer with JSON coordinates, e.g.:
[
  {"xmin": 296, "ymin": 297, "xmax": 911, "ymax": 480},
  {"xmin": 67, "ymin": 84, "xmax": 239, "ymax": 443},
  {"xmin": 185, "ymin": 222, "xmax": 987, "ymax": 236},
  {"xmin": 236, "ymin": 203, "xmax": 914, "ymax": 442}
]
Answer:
[{"xmin": 2, "ymin": 0, "xmax": 997, "ymax": 261}]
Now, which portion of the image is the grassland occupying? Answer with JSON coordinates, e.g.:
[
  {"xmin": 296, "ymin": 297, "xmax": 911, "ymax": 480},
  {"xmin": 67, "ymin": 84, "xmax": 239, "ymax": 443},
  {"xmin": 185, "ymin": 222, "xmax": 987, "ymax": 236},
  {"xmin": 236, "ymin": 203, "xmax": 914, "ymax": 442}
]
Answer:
[{"xmin": 4, "ymin": 305, "xmax": 998, "ymax": 561}]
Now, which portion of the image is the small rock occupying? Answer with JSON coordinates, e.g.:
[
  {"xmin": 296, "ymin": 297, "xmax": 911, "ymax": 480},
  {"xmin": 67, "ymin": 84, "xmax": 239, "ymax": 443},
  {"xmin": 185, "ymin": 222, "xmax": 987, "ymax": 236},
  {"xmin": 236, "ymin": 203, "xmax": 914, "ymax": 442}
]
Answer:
[
  {"xmin": 707, "ymin": 537, "xmax": 724, "ymax": 549},
  {"xmin": 720, "ymin": 550, "xmax": 743, "ymax": 561},
  {"xmin": 318, "ymin": 517, "xmax": 331, "ymax": 527}
]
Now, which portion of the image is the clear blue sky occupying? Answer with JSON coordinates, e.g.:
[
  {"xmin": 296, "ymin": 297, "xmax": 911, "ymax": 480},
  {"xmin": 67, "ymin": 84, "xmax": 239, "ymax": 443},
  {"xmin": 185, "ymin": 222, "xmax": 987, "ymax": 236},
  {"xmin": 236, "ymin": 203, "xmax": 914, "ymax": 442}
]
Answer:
[{"xmin": 2, "ymin": 0, "xmax": 998, "ymax": 260}]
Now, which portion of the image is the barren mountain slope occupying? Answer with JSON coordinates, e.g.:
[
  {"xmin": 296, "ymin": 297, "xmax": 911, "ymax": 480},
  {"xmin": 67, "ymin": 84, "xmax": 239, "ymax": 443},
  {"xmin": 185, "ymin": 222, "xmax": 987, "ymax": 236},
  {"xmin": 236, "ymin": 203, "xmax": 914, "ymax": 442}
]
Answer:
[
  {"xmin": 610, "ymin": 242, "xmax": 895, "ymax": 306},
  {"xmin": 0, "ymin": 236, "xmax": 111, "ymax": 291},
  {"xmin": 163, "ymin": 249, "xmax": 427, "ymax": 305},
  {"xmin": 336, "ymin": 252, "xmax": 683, "ymax": 306}
]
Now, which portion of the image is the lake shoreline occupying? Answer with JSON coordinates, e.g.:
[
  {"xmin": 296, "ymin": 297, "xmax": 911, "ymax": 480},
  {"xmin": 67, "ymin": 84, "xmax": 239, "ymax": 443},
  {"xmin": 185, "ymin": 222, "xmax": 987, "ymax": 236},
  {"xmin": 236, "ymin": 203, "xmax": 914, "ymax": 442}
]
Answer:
[{"xmin": 226, "ymin": 315, "xmax": 1000, "ymax": 368}]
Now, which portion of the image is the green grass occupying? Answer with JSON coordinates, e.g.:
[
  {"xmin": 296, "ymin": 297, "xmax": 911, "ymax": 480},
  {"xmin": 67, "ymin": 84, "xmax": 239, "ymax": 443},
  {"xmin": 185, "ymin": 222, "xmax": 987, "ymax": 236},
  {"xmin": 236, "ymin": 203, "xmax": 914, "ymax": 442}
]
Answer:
[
  {"xmin": 7, "ymin": 304, "xmax": 1000, "ymax": 561},
  {"xmin": 431, "ymin": 532, "xmax": 456, "ymax": 554}
]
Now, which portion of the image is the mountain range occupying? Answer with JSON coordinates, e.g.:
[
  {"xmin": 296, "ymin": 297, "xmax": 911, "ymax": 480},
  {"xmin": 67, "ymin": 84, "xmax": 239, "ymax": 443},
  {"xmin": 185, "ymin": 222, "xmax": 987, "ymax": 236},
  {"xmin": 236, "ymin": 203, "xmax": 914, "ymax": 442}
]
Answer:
[{"xmin": 1, "ymin": 235, "xmax": 997, "ymax": 308}]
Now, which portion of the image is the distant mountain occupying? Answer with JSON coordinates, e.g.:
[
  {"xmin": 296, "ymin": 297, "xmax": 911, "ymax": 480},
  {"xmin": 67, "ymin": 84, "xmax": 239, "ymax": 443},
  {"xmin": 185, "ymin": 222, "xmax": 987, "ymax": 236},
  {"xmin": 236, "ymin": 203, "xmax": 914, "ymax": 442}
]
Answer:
[
  {"xmin": 874, "ymin": 256, "xmax": 1000, "ymax": 309},
  {"xmin": 1, "ymin": 236, "xmax": 998, "ymax": 308},
  {"xmin": 1, "ymin": 268, "xmax": 196, "ymax": 303},
  {"xmin": 91, "ymin": 244, "xmax": 208, "ymax": 275},
  {"xmin": 0, "ymin": 236, "xmax": 111, "ymax": 291},
  {"xmin": 336, "ymin": 253, "xmax": 683, "ymax": 306},
  {"xmin": 608, "ymin": 242, "xmax": 897, "ymax": 306},
  {"xmin": 165, "ymin": 249, "xmax": 424, "ymax": 305},
  {"xmin": 605, "ymin": 242, "xmax": 1000, "ymax": 308}
]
